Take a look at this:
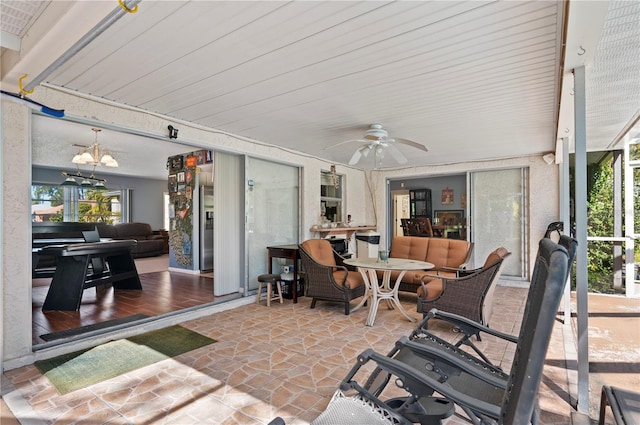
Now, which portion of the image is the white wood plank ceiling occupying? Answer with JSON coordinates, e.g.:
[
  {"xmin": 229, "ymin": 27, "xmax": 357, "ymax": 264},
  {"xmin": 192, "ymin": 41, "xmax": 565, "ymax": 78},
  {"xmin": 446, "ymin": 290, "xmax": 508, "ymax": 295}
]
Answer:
[{"xmin": 2, "ymin": 0, "xmax": 639, "ymax": 174}]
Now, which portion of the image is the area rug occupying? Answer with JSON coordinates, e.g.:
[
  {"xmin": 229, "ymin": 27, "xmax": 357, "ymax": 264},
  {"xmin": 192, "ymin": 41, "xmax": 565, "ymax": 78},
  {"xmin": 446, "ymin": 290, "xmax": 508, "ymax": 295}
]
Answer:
[
  {"xmin": 40, "ymin": 314, "xmax": 150, "ymax": 341},
  {"xmin": 35, "ymin": 325, "xmax": 216, "ymax": 394}
]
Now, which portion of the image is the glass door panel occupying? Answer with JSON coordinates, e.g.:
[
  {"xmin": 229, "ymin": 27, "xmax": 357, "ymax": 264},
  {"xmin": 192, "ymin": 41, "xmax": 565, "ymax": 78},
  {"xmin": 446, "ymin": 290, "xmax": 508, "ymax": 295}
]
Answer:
[
  {"xmin": 246, "ymin": 158, "xmax": 299, "ymax": 291},
  {"xmin": 470, "ymin": 168, "xmax": 527, "ymax": 278}
]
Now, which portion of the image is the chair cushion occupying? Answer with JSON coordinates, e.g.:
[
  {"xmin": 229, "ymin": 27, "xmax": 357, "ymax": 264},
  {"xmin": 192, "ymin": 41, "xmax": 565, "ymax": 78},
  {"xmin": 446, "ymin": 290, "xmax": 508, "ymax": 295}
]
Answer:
[
  {"xmin": 389, "ymin": 236, "xmax": 429, "ymax": 262},
  {"xmin": 424, "ymin": 238, "xmax": 471, "ymax": 269},
  {"xmin": 332, "ymin": 270, "xmax": 365, "ymax": 290},
  {"xmin": 301, "ymin": 239, "xmax": 336, "ymax": 266},
  {"xmin": 483, "ymin": 247, "xmax": 510, "ymax": 267},
  {"xmin": 417, "ymin": 279, "xmax": 444, "ymax": 299}
]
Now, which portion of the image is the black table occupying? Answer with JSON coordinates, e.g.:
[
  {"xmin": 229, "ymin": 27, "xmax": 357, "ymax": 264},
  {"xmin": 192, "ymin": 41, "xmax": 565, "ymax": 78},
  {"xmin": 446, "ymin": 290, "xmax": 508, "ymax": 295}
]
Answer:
[
  {"xmin": 267, "ymin": 244, "xmax": 300, "ymax": 303},
  {"xmin": 41, "ymin": 240, "xmax": 142, "ymax": 311}
]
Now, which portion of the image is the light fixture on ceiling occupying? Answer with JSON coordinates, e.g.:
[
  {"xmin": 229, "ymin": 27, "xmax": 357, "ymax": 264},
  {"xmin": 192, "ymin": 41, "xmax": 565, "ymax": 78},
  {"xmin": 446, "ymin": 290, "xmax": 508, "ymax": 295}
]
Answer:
[
  {"xmin": 72, "ymin": 128, "xmax": 119, "ymax": 167},
  {"xmin": 60, "ymin": 171, "xmax": 108, "ymax": 190}
]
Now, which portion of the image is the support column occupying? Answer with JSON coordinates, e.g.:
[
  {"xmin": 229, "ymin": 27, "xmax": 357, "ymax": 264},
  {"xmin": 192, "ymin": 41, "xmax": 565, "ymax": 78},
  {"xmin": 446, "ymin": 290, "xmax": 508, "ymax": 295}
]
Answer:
[
  {"xmin": 612, "ymin": 151, "xmax": 623, "ymax": 290},
  {"xmin": 573, "ymin": 66, "xmax": 590, "ymax": 414}
]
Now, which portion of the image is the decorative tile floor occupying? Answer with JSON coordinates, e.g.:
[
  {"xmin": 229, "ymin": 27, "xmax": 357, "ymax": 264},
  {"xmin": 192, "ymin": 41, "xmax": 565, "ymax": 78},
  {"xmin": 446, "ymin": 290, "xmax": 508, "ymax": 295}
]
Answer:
[{"xmin": 3, "ymin": 285, "xmax": 639, "ymax": 424}]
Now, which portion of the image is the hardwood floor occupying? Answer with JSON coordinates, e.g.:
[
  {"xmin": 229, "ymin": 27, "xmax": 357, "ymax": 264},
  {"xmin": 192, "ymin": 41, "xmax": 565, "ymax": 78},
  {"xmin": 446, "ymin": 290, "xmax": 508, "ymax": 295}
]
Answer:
[{"xmin": 31, "ymin": 255, "xmax": 222, "ymax": 345}]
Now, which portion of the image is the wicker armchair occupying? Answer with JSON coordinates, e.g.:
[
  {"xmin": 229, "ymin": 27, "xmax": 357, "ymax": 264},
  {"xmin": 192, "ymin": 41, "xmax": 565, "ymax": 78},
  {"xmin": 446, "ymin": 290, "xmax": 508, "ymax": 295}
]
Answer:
[
  {"xmin": 299, "ymin": 239, "xmax": 366, "ymax": 315},
  {"xmin": 416, "ymin": 247, "xmax": 511, "ymax": 327}
]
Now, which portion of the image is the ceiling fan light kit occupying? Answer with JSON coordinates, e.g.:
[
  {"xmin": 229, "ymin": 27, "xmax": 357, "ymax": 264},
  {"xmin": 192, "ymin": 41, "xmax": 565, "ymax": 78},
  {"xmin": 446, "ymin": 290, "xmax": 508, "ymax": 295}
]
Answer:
[{"xmin": 329, "ymin": 124, "xmax": 429, "ymax": 168}]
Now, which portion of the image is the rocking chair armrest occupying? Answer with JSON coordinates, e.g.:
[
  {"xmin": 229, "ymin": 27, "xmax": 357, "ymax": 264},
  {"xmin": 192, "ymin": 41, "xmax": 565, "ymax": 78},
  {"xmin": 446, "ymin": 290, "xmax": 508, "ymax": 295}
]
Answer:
[
  {"xmin": 421, "ymin": 309, "xmax": 518, "ymax": 344},
  {"xmin": 351, "ymin": 348, "xmax": 502, "ymax": 420}
]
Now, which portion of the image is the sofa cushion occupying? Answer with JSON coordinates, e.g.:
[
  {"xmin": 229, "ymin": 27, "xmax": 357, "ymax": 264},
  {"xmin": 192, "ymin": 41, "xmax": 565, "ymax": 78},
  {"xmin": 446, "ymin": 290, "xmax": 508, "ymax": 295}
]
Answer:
[
  {"xmin": 387, "ymin": 236, "xmax": 472, "ymax": 291},
  {"xmin": 423, "ymin": 238, "xmax": 471, "ymax": 270},
  {"xmin": 95, "ymin": 223, "xmax": 118, "ymax": 239},
  {"xmin": 114, "ymin": 222, "xmax": 154, "ymax": 239},
  {"xmin": 389, "ymin": 236, "xmax": 429, "ymax": 263}
]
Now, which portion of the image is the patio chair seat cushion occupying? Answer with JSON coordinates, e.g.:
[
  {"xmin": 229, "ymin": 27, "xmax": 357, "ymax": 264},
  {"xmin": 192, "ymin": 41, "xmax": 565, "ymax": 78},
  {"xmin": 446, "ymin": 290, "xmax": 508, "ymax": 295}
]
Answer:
[
  {"xmin": 333, "ymin": 270, "xmax": 366, "ymax": 290},
  {"xmin": 416, "ymin": 279, "xmax": 443, "ymax": 299}
]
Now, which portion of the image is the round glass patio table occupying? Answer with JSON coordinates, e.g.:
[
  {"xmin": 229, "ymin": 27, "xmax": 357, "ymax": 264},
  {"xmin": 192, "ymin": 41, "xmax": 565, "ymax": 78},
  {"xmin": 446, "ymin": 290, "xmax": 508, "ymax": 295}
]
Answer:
[{"xmin": 344, "ymin": 257, "xmax": 435, "ymax": 326}]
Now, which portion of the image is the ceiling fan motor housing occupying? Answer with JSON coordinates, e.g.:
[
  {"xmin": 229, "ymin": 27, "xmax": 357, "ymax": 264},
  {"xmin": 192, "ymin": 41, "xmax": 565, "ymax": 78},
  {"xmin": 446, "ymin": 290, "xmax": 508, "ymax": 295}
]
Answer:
[{"xmin": 363, "ymin": 123, "xmax": 388, "ymax": 141}]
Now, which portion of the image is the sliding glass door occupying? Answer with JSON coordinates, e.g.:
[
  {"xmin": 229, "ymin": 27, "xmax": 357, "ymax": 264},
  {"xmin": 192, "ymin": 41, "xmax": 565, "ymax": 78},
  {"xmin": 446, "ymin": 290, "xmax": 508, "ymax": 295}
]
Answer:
[
  {"xmin": 246, "ymin": 158, "xmax": 299, "ymax": 291},
  {"xmin": 470, "ymin": 168, "xmax": 527, "ymax": 278}
]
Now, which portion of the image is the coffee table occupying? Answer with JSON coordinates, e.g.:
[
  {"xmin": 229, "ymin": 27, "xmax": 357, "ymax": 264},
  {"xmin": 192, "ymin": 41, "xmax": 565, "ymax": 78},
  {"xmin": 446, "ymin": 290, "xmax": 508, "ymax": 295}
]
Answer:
[{"xmin": 344, "ymin": 257, "xmax": 434, "ymax": 326}]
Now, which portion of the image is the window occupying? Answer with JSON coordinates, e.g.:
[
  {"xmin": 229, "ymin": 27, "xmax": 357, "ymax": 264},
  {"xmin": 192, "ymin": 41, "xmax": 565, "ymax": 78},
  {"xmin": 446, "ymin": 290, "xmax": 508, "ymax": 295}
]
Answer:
[
  {"xmin": 31, "ymin": 184, "xmax": 64, "ymax": 222},
  {"xmin": 32, "ymin": 184, "xmax": 127, "ymax": 223},
  {"xmin": 321, "ymin": 169, "xmax": 343, "ymax": 223}
]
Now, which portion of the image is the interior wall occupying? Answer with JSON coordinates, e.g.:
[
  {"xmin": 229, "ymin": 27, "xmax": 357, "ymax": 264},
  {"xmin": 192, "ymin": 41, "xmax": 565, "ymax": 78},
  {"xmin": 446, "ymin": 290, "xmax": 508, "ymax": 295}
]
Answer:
[
  {"xmin": 389, "ymin": 174, "xmax": 467, "ymax": 218},
  {"xmin": 32, "ymin": 166, "xmax": 168, "ymax": 229}
]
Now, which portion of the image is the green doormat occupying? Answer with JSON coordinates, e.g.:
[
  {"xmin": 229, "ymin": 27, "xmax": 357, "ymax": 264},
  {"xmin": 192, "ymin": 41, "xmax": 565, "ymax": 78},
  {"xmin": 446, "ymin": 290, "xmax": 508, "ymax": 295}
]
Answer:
[{"xmin": 35, "ymin": 325, "xmax": 216, "ymax": 395}]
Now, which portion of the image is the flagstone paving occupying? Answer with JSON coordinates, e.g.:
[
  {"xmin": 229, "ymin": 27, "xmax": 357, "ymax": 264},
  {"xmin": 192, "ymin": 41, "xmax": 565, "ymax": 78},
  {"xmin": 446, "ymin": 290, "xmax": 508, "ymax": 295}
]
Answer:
[{"xmin": 3, "ymin": 285, "xmax": 639, "ymax": 424}]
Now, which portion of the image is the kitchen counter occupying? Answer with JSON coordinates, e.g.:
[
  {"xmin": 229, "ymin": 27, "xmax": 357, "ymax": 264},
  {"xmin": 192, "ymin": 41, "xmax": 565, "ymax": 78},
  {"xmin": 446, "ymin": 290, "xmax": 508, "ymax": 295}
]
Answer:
[{"xmin": 310, "ymin": 226, "xmax": 376, "ymax": 239}]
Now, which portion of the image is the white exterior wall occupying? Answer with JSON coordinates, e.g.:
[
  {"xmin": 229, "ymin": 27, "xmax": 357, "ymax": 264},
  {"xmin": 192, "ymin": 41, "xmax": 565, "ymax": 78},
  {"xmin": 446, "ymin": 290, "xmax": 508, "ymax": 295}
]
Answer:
[
  {"xmin": 1, "ymin": 87, "xmax": 557, "ymax": 368},
  {"xmin": 2, "ymin": 101, "xmax": 34, "ymax": 363}
]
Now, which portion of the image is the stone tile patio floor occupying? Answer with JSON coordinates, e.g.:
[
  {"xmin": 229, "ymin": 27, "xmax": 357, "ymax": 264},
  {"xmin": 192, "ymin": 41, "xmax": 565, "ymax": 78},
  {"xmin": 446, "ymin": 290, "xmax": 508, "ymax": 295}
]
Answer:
[{"xmin": 2, "ymin": 284, "xmax": 639, "ymax": 424}]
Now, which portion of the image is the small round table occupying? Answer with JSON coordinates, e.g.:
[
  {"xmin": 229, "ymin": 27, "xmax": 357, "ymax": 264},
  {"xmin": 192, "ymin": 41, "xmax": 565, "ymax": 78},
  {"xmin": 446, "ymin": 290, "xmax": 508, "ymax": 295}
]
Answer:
[{"xmin": 344, "ymin": 257, "xmax": 434, "ymax": 326}]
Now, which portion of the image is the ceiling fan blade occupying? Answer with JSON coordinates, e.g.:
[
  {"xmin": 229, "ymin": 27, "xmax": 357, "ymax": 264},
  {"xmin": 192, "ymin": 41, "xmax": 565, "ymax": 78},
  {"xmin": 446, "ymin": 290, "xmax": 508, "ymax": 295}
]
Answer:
[
  {"xmin": 348, "ymin": 145, "xmax": 373, "ymax": 165},
  {"xmin": 348, "ymin": 147, "xmax": 364, "ymax": 165},
  {"xmin": 324, "ymin": 139, "xmax": 367, "ymax": 150},
  {"xmin": 385, "ymin": 143, "xmax": 408, "ymax": 164},
  {"xmin": 393, "ymin": 137, "xmax": 429, "ymax": 153}
]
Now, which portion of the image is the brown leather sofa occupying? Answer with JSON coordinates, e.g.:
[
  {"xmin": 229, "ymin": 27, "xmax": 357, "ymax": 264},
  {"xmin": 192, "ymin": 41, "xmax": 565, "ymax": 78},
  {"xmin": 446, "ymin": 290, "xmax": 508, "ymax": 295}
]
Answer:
[{"xmin": 385, "ymin": 236, "xmax": 473, "ymax": 293}]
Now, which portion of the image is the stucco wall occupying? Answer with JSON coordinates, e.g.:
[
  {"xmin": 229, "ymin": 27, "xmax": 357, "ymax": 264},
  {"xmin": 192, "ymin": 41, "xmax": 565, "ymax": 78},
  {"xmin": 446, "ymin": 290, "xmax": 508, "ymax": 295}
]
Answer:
[{"xmin": 2, "ymin": 101, "xmax": 34, "ymax": 362}]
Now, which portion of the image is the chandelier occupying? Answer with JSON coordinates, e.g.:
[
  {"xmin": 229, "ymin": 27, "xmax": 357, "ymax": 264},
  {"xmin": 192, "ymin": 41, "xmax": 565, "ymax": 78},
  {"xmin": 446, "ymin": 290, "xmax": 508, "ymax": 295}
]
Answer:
[
  {"xmin": 60, "ymin": 170, "xmax": 108, "ymax": 189},
  {"xmin": 72, "ymin": 128, "xmax": 118, "ymax": 167}
]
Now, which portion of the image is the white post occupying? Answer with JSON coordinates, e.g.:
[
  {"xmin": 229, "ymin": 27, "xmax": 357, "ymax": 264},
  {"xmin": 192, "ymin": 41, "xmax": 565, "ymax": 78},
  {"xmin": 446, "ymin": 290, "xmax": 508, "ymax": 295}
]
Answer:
[{"xmin": 573, "ymin": 66, "xmax": 590, "ymax": 414}]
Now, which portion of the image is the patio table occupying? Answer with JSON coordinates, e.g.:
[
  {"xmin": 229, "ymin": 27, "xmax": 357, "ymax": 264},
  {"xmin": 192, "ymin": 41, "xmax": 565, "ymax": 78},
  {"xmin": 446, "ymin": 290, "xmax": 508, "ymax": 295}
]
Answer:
[{"xmin": 344, "ymin": 257, "xmax": 434, "ymax": 326}]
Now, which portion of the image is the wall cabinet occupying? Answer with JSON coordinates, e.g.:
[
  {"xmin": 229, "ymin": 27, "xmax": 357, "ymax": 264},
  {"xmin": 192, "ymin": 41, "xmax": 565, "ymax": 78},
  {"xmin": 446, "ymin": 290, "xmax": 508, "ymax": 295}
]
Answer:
[
  {"xmin": 410, "ymin": 189, "xmax": 432, "ymax": 219},
  {"xmin": 320, "ymin": 171, "xmax": 343, "ymax": 223}
]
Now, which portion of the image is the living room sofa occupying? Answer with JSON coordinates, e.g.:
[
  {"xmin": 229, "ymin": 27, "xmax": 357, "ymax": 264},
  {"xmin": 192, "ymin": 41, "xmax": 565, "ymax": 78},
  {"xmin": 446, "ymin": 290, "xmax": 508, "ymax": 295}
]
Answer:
[
  {"xmin": 33, "ymin": 222, "xmax": 165, "ymax": 260},
  {"xmin": 385, "ymin": 236, "xmax": 473, "ymax": 293}
]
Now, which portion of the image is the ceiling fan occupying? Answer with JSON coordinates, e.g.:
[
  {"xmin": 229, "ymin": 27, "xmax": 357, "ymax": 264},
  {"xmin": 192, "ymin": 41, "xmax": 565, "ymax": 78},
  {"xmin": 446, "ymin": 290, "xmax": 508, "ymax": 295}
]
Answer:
[{"xmin": 329, "ymin": 124, "xmax": 428, "ymax": 167}]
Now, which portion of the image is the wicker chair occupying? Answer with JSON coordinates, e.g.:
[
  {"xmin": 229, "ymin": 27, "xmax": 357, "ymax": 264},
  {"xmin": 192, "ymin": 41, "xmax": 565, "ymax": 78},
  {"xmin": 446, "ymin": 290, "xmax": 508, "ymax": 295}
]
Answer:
[
  {"xmin": 416, "ymin": 247, "xmax": 511, "ymax": 327},
  {"xmin": 299, "ymin": 239, "xmax": 366, "ymax": 315}
]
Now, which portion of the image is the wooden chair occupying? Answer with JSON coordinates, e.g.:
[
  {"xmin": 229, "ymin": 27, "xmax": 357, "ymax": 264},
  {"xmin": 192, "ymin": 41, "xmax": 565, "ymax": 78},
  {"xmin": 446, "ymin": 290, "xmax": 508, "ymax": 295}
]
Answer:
[
  {"xmin": 298, "ymin": 239, "xmax": 366, "ymax": 315},
  {"xmin": 401, "ymin": 218, "xmax": 433, "ymax": 237}
]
